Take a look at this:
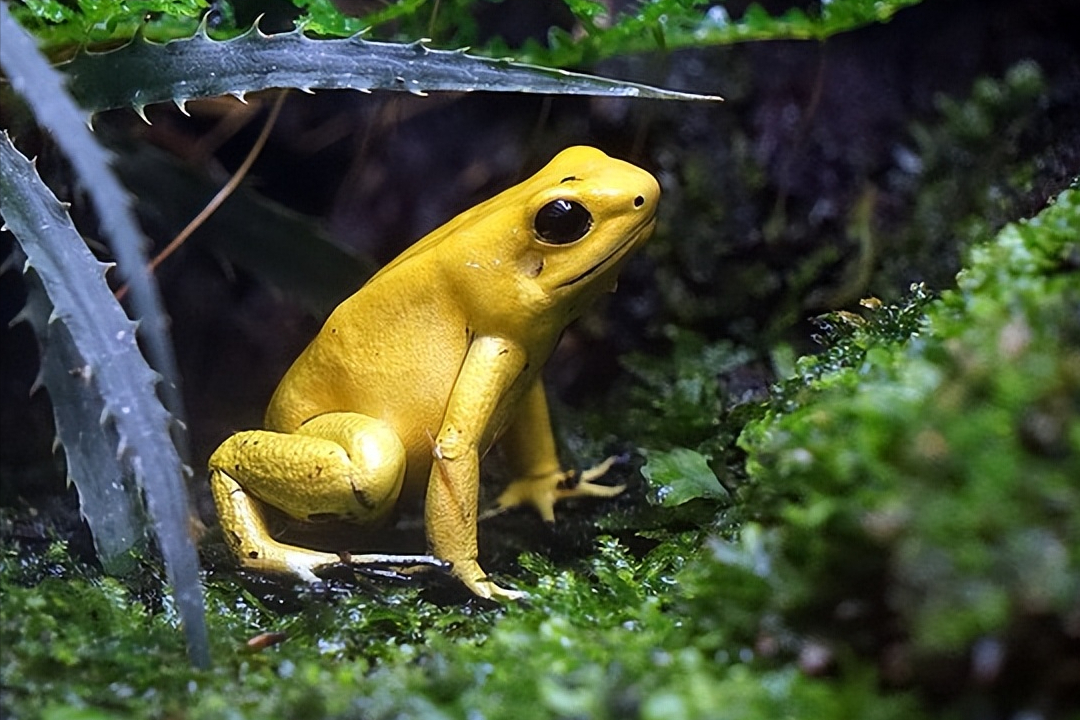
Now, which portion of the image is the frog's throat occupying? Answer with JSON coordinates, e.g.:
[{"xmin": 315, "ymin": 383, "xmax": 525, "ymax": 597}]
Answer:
[{"xmin": 555, "ymin": 213, "xmax": 656, "ymax": 289}]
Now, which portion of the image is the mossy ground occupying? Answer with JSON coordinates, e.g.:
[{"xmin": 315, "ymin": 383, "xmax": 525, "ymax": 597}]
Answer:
[{"xmin": 3, "ymin": 186, "xmax": 1076, "ymax": 719}]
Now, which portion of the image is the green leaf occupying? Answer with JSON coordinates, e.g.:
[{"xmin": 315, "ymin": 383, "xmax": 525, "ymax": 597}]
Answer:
[
  {"xmin": 641, "ymin": 448, "xmax": 727, "ymax": 506},
  {"xmin": 504, "ymin": 0, "xmax": 927, "ymax": 67}
]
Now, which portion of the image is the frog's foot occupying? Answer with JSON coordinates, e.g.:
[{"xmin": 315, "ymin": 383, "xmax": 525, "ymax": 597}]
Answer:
[
  {"xmin": 211, "ymin": 465, "xmax": 443, "ymax": 584},
  {"xmin": 473, "ymin": 580, "xmax": 527, "ymax": 601},
  {"xmin": 316, "ymin": 553, "xmax": 451, "ymax": 582},
  {"xmin": 238, "ymin": 542, "xmax": 350, "ymax": 585},
  {"xmin": 487, "ymin": 456, "xmax": 625, "ymax": 523},
  {"xmin": 455, "ymin": 561, "xmax": 526, "ymax": 601}
]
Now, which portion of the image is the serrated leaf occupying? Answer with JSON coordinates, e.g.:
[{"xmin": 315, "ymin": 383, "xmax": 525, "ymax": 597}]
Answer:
[
  {"xmin": 61, "ymin": 25, "xmax": 720, "ymax": 115},
  {"xmin": 0, "ymin": 131, "xmax": 210, "ymax": 669},
  {"xmin": 19, "ymin": 270, "xmax": 146, "ymax": 575},
  {"xmin": 641, "ymin": 448, "xmax": 727, "ymax": 507},
  {"xmin": 0, "ymin": 3, "xmax": 188, "ymax": 449}
]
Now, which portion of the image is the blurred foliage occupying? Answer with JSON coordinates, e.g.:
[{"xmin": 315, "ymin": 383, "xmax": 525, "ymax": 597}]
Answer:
[
  {"xmin": 15, "ymin": 0, "xmax": 924, "ymax": 61},
  {"xmin": 737, "ymin": 185, "xmax": 1079, "ymax": 694},
  {"xmin": 617, "ymin": 328, "xmax": 753, "ymax": 453},
  {"xmin": 883, "ymin": 60, "xmax": 1051, "ymax": 290},
  {"xmin": 297, "ymin": 0, "xmax": 924, "ymax": 66},
  {"xmin": 645, "ymin": 58, "xmax": 1057, "ymax": 346}
]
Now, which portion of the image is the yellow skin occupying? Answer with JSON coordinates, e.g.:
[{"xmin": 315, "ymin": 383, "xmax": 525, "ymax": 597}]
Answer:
[{"xmin": 209, "ymin": 146, "xmax": 660, "ymax": 599}]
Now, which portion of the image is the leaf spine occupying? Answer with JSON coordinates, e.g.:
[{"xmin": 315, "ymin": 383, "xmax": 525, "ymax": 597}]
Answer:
[
  {"xmin": 29, "ymin": 370, "xmax": 45, "ymax": 397},
  {"xmin": 0, "ymin": 253, "xmax": 17, "ymax": 275},
  {"xmin": 7, "ymin": 307, "xmax": 30, "ymax": 327},
  {"xmin": 241, "ymin": 15, "xmax": 264, "ymax": 39},
  {"xmin": 195, "ymin": 12, "xmax": 212, "ymax": 38}
]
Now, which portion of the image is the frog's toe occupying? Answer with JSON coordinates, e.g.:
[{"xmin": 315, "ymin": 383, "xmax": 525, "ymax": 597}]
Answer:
[
  {"xmin": 490, "ymin": 479, "xmax": 561, "ymax": 521},
  {"xmin": 551, "ymin": 455, "xmax": 626, "ymax": 502},
  {"xmin": 455, "ymin": 561, "xmax": 526, "ymax": 600},
  {"xmin": 489, "ymin": 459, "xmax": 625, "ymax": 523},
  {"xmin": 287, "ymin": 559, "xmax": 324, "ymax": 584},
  {"xmin": 577, "ymin": 455, "xmax": 622, "ymax": 483},
  {"xmin": 558, "ymin": 479, "xmax": 626, "ymax": 500},
  {"xmin": 487, "ymin": 584, "xmax": 527, "ymax": 601},
  {"xmin": 470, "ymin": 578, "xmax": 527, "ymax": 601}
]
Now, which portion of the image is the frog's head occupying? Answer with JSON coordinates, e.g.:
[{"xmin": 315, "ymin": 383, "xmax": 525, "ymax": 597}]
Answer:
[
  {"xmin": 442, "ymin": 146, "xmax": 660, "ymax": 336},
  {"xmin": 521, "ymin": 146, "xmax": 659, "ymax": 298}
]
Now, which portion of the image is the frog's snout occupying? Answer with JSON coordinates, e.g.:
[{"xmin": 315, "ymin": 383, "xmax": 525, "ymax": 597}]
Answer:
[
  {"xmin": 625, "ymin": 167, "xmax": 661, "ymax": 233},
  {"xmin": 630, "ymin": 171, "xmax": 661, "ymax": 235}
]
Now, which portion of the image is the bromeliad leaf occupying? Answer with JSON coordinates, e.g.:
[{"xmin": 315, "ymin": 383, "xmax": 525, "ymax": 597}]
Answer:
[
  {"xmin": 0, "ymin": 133, "xmax": 210, "ymax": 669},
  {"xmin": 62, "ymin": 24, "xmax": 720, "ymax": 115},
  {"xmin": 17, "ymin": 271, "xmax": 147, "ymax": 577},
  {"xmin": 1, "ymin": 4, "xmax": 206, "ymax": 666}
]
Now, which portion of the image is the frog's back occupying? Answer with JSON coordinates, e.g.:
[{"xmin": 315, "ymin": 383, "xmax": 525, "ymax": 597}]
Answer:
[{"xmin": 265, "ymin": 255, "xmax": 469, "ymax": 462}]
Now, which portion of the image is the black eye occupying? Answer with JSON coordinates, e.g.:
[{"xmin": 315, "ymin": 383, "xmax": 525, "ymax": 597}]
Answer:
[{"xmin": 534, "ymin": 199, "xmax": 592, "ymax": 245}]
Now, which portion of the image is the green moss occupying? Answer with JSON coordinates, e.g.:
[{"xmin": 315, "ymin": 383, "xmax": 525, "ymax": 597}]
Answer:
[
  {"xmin": 738, "ymin": 186, "xmax": 1079, "ymax": 666},
  {"xmin": 2, "ymin": 528, "xmax": 923, "ymax": 719}
]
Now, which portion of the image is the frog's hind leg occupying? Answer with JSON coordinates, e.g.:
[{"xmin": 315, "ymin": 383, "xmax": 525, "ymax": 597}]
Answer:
[
  {"xmin": 488, "ymin": 380, "xmax": 625, "ymax": 522},
  {"xmin": 210, "ymin": 412, "xmax": 438, "ymax": 582}
]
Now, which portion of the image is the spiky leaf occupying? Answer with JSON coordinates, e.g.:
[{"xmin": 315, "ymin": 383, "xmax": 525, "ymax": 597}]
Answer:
[
  {"xmin": 61, "ymin": 24, "xmax": 720, "ymax": 115},
  {"xmin": 0, "ymin": 132, "xmax": 210, "ymax": 668},
  {"xmin": 18, "ymin": 269, "xmax": 146, "ymax": 575},
  {"xmin": 0, "ymin": 3, "xmax": 188, "ymax": 443}
]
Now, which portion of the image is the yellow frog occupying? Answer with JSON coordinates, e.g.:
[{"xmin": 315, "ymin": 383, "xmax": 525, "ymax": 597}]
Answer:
[{"xmin": 209, "ymin": 146, "xmax": 660, "ymax": 599}]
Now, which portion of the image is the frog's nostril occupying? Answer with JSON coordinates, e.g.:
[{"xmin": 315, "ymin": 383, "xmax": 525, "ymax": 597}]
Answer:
[{"xmin": 634, "ymin": 195, "xmax": 645, "ymax": 208}]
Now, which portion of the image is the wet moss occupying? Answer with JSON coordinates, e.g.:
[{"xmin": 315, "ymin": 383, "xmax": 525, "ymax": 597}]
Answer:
[{"xmin": 4, "ymin": 188, "xmax": 1076, "ymax": 719}]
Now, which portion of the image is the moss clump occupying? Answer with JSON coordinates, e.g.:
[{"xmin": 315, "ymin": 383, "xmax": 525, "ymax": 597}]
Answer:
[{"xmin": 735, "ymin": 186, "xmax": 1079, "ymax": 708}]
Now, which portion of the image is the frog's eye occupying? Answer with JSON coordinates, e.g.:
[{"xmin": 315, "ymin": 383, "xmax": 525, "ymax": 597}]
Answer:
[{"xmin": 534, "ymin": 199, "xmax": 592, "ymax": 245}]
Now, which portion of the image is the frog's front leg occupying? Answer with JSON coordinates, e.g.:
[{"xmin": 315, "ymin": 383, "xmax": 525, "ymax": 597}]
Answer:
[
  {"xmin": 210, "ymin": 412, "xmax": 438, "ymax": 582},
  {"xmin": 490, "ymin": 379, "xmax": 624, "ymax": 522},
  {"xmin": 426, "ymin": 335, "xmax": 529, "ymax": 600}
]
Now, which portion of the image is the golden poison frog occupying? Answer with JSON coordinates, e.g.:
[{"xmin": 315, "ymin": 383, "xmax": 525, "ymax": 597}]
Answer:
[{"xmin": 209, "ymin": 146, "xmax": 660, "ymax": 599}]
